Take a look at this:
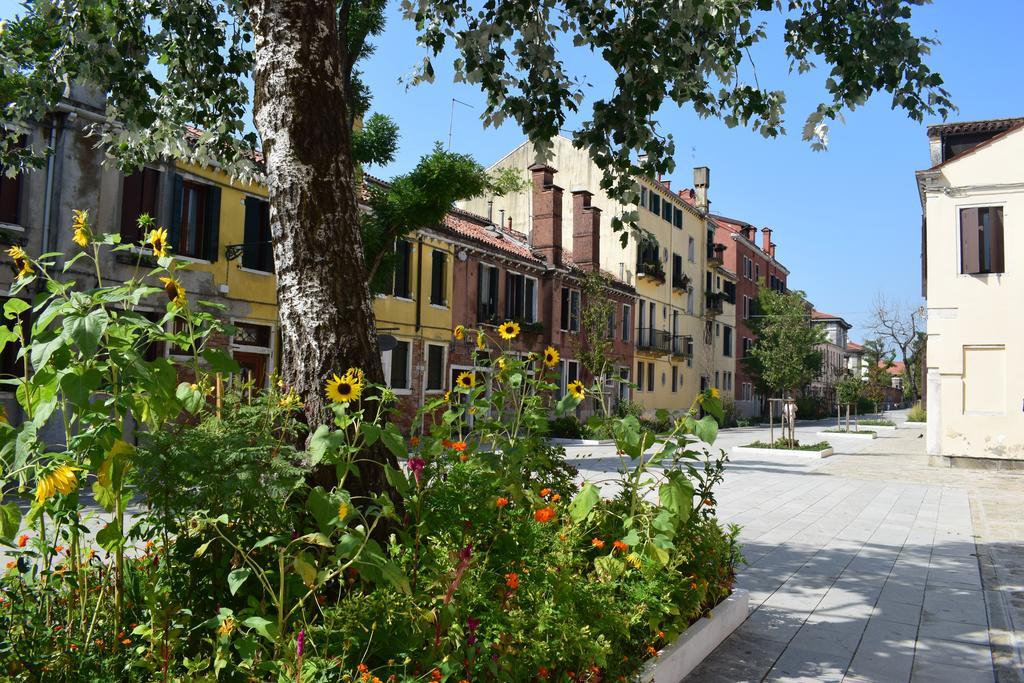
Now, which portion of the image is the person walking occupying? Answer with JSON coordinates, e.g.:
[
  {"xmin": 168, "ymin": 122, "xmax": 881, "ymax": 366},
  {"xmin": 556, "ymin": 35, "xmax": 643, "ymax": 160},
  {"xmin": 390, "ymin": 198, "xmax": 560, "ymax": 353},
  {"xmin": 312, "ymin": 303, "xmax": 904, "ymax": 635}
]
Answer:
[{"xmin": 782, "ymin": 396, "xmax": 797, "ymax": 446}]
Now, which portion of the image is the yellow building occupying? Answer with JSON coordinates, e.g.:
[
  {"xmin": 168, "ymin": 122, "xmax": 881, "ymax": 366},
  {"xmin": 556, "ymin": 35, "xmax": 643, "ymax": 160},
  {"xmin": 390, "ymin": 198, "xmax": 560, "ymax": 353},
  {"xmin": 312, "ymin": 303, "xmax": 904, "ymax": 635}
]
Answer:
[{"xmin": 458, "ymin": 136, "xmax": 714, "ymax": 415}]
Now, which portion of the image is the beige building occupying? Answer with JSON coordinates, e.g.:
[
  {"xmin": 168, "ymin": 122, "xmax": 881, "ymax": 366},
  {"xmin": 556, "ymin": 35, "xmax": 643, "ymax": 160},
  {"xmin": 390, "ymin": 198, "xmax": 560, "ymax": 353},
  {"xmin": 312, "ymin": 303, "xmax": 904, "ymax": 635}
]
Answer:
[
  {"xmin": 809, "ymin": 310, "xmax": 852, "ymax": 412},
  {"xmin": 460, "ymin": 136, "xmax": 720, "ymax": 415},
  {"xmin": 917, "ymin": 117, "xmax": 1024, "ymax": 467}
]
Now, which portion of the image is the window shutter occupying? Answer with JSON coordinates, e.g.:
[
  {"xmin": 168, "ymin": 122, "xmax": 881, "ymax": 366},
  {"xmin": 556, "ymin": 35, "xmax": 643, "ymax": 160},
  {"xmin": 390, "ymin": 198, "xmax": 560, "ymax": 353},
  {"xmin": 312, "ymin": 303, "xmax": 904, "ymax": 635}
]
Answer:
[
  {"xmin": 169, "ymin": 174, "xmax": 184, "ymax": 251},
  {"xmin": 560, "ymin": 287, "xmax": 569, "ymax": 330},
  {"xmin": 242, "ymin": 197, "xmax": 260, "ymax": 270},
  {"xmin": 120, "ymin": 172, "xmax": 143, "ymax": 241},
  {"xmin": 203, "ymin": 185, "xmax": 221, "ymax": 261},
  {"xmin": 489, "ymin": 267, "xmax": 498, "ymax": 319},
  {"xmin": 990, "ymin": 207, "xmax": 1005, "ymax": 273},
  {"xmin": 525, "ymin": 278, "xmax": 535, "ymax": 323},
  {"xmin": 960, "ymin": 208, "xmax": 980, "ymax": 274},
  {"xmin": 476, "ymin": 265, "xmax": 485, "ymax": 320},
  {"xmin": 504, "ymin": 272, "xmax": 514, "ymax": 319}
]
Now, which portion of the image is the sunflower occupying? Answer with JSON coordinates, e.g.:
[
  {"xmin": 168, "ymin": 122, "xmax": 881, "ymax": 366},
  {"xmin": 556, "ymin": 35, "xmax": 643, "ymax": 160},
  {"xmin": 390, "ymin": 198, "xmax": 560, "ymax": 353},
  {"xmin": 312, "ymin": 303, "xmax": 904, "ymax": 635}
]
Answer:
[
  {"xmin": 567, "ymin": 380, "xmax": 586, "ymax": 400},
  {"xmin": 497, "ymin": 321, "xmax": 520, "ymax": 340},
  {"xmin": 710, "ymin": 387, "xmax": 720, "ymax": 399},
  {"xmin": 71, "ymin": 209, "xmax": 91, "ymax": 248},
  {"xmin": 496, "ymin": 356, "xmax": 507, "ymax": 371},
  {"xmin": 325, "ymin": 372, "xmax": 362, "ymax": 403},
  {"xmin": 35, "ymin": 465, "xmax": 79, "ymax": 504},
  {"xmin": 543, "ymin": 346, "xmax": 560, "ymax": 368},
  {"xmin": 456, "ymin": 371, "xmax": 476, "ymax": 389},
  {"xmin": 147, "ymin": 227, "xmax": 170, "ymax": 258},
  {"xmin": 625, "ymin": 552, "xmax": 642, "ymax": 569},
  {"xmin": 158, "ymin": 276, "xmax": 187, "ymax": 308},
  {"xmin": 453, "ymin": 324, "xmax": 465, "ymax": 341},
  {"xmin": 7, "ymin": 245, "xmax": 33, "ymax": 280},
  {"xmin": 475, "ymin": 331, "xmax": 486, "ymax": 351}
]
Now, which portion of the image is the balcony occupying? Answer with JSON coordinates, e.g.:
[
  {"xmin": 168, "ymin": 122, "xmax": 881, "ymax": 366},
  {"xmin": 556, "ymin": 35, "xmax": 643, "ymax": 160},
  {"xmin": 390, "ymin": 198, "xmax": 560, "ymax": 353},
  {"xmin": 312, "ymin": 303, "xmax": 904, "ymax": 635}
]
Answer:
[
  {"xmin": 671, "ymin": 273, "xmax": 691, "ymax": 291},
  {"xmin": 705, "ymin": 292, "xmax": 726, "ymax": 316},
  {"xmin": 636, "ymin": 259, "xmax": 666, "ymax": 284},
  {"xmin": 636, "ymin": 327, "xmax": 672, "ymax": 353},
  {"xmin": 671, "ymin": 334, "xmax": 693, "ymax": 359},
  {"xmin": 708, "ymin": 242, "xmax": 727, "ymax": 267}
]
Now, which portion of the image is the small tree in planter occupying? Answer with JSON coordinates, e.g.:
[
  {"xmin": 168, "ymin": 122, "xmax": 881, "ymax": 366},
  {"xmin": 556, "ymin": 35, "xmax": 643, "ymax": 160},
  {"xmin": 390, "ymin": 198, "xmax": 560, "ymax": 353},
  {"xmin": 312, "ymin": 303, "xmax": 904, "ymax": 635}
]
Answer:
[
  {"xmin": 575, "ymin": 272, "xmax": 619, "ymax": 425},
  {"xmin": 835, "ymin": 373, "xmax": 862, "ymax": 432}
]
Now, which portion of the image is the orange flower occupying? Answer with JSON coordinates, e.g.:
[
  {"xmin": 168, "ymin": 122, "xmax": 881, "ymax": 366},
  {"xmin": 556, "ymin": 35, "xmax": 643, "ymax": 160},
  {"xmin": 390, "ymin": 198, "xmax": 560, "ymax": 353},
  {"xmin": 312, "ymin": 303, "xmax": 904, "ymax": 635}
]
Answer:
[
  {"xmin": 442, "ymin": 439, "xmax": 453, "ymax": 449},
  {"xmin": 496, "ymin": 497, "xmax": 509, "ymax": 508},
  {"xmin": 431, "ymin": 669, "xmax": 442, "ymax": 681},
  {"xmin": 551, "ymin": 493, "xmax": 561, "ymax": 502},
  {"xmin": 410, "ymin": 436, "xmax": 420, "ymax": 447},
  {"xmin": 612, "ymin": 540, "xmax": 628, "ymax": 552},
  {"xmin": 452, "ymin": 441, "xmax": 467, "ymax": 452},
  {"xmin": 358, "ymin": 664, "xmax": 369, "ymax": 673},
  {"xmin": 459, "ymin": 454, "xmax": 469, "ymax": 462},
  {"xmin": 121, "ymin": 638, "xmax": 132, "ymax": 646},
  {"xmin": 591, "ymin": 538, "xmax": 605, "ymax": 549},
  {"xmin": 538, "ymin": 666, "xmax": 550, "ymax": 679},
  {"xmin": 539, "ymin": 488, "xmax": 552, "ymax": 497},
  {"xmin": 505, "ymin": 572, "xmax": 519, "ymax": 590},
  {"xmin": 54, "ymin": 545, "xmax": 64, "ymax": 553},
  {"xmin": 534, "ymin": 507, "xmax": 556, "ymax": 524},
  {"xmin": 17, "ymin": 534, "xmax": 28, "ymax": 548},
  {"xmin": 5, "ymin": 561, "xmax": 14, "ymax": 570},
  {"xmin": 646, "ymin": 645, "xmax": 658, "ymax": 657},
  {"xmin": 690, "ymin": 581, "xmax": 698, "ymax": 590}
]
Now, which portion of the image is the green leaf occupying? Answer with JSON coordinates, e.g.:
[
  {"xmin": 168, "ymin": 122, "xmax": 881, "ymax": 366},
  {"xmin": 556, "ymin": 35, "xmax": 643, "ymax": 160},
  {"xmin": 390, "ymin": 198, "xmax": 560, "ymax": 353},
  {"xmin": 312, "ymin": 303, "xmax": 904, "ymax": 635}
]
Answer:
[
  {"xmin": 307, "ymin": 425, "xmax": 345, "ymax": 466},
  {"xmin": 96, "ymin": 522, "xmax": 124, "ymax": 552},
  {"xmin": 201, "ymin": 348, "xmax": 240, "ymax": 375},
  {"xmin": 568, "ymin": 483, "xmax": 600, "ymax": 523},
  {"xmin": 693, "ymin": 415, "xmax": 719, "ymax": 445},
  {"xmin": 659, "ymin": 471, "xmax": 694, "ymax": 522},
  {"xmin": 175, "ymin": 382, "xmax": 205, "ymax": 414},
  {"xmin": 227, "ymin": 568, "xmax": 251, "ymax": 596},
  {"xmin": 306, "ymin": 487, "xmax": 335, "ymax": 534},
  {"xmin": 384, "ymin": 464, "xmax": 411, "ymax": 497},
  {"xmin": 241, "ymin": 616, "xmax": 278, "ymax": 642},
  {"xmin": 379, "ymin": 423, "xmax": 407, "ymax": 459},
  {"xmin": 3, "ymin": 298, "xmax": 29, "ymax": 320},
  {"xmin": 594, "ymin": 555, "xmax": 625, "ymax": 582},
  {"xmin": 193, "ymin": 540, "xmax": 213, "ymax": 558},
  {"xmin": 253, "ymin": 535, "xmax": 285, "ymax": 550},
  {"xmin": 644, "ymin": 542, "xmax": 670, "ymax": 567},
  {"xmin": 293, "ymin": 553, "xmax": 317, "ymax": 587},
  {"xmin": 64, "ymin": 308, "xmax": 109, "ymax": 358},
  {"xmin": 59, "ymin": 367, "xmax": 103, "ymax": 407},
  {"xmin": 0, "ymin": 502, "xmax": 21, "ymax": 542},
  {"xmin": 380, "ymin": 560, "xmax": 411, "ymax": 595}
]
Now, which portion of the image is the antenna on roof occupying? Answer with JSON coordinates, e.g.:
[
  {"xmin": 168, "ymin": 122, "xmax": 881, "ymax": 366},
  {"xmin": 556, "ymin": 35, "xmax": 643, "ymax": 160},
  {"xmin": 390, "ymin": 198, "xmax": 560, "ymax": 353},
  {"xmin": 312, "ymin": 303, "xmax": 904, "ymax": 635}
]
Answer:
[{"xmin": 448, "ymin": 98, "xmax": 474, "ymax": 151}]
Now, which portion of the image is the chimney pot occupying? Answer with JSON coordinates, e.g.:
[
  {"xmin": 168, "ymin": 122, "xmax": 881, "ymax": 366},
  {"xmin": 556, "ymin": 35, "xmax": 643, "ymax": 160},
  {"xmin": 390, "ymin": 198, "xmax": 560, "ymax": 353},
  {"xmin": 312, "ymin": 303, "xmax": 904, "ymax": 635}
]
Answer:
[
  {"xmin": 761, "ymin": 226, "xmax": 773, "ymax": 252},
  {"xmin": 530, "ymin": 164, "xmax": 563, "ymax": 266},
  {"xmin": 692, "ymin": 166, "xmax": 710, "ymax": 212},
  {"xmin": 571, "ymin": 189, "xmax": 601, "ymax": 272}
]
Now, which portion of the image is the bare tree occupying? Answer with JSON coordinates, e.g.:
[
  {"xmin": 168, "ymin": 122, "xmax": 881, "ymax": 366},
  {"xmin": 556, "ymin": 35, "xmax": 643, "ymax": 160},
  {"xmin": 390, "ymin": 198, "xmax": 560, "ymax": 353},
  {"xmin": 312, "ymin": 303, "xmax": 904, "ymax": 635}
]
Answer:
[{"xmin": 869, "ymin": 294, "xmax": 923, "ymax": 401}]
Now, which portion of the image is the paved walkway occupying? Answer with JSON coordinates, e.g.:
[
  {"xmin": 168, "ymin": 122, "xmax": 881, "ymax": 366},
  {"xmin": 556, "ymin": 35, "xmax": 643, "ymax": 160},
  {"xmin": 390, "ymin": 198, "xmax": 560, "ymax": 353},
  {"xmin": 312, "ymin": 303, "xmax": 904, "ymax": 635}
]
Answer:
[{"xmin": 565, "ymin": 412, "xmax": 1024, "ymax": 682}]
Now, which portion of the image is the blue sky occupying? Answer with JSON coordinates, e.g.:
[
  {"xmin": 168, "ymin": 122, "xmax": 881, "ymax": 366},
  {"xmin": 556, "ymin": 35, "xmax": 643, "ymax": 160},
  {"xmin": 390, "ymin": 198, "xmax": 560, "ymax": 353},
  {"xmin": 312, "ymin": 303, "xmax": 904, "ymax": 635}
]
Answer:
[{"xmin": 3, "ymin": 1, "xmax": 1021, "ymax": 341}]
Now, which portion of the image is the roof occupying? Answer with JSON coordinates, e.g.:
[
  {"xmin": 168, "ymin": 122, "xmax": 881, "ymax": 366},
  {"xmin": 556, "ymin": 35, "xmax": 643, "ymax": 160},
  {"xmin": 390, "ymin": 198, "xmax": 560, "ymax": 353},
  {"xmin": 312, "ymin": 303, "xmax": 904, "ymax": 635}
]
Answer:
[
  {"xmin": 846, "ymin": 342, "xmax": 864, "ymax": 353},
  {"xmin": 811, "ymin": 309, "xmax": 852, "ymax": 329},
  {"xmin": 927, "ymin": 117, "xmax": 1024, "ymax": 138},
  {"xmin": 925, "ymin": 118, "xmax": 1024, "ymax": 170},
  {"xmin": 885, "ymin": 361, "xmax": 906, "ymax": 376}
]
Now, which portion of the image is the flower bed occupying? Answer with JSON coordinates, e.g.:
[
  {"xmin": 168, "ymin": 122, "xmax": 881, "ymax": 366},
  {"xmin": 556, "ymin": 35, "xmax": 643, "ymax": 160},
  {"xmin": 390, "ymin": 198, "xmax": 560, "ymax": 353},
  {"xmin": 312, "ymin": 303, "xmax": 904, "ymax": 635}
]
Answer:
[
  {"xmin": 0, "ymin": 223, "xmax": 743, "ymax": 681},
  {"xmin": 819, "ymin": 429, "xmax": 877, "ymax": 439},
  {"xmin": 733, "ymin": 439, "xmax": 833, "ymax": 458}
]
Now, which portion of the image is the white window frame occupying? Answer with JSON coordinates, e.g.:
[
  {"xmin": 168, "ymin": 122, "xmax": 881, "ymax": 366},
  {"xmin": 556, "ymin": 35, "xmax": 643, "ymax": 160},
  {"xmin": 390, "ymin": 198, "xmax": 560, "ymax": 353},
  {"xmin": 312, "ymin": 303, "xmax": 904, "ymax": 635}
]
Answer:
[
  {"xmin": 558, "ymin": 358, "xmax": 580, "ymax": 398},
  {"xmin": 228, "ymin": 318, "xmax": 277, "ymax": 389},
  {"xmin": 382, "ymin": 337, "xmax": 413, "ymax": 395},
  {"xmin": 622, "ymin": 303, "xmax": 632, "ymax": 342},
  {"xmin": 424, "ymin": 342, "xmax": 448, "ymax": 394},
  {"xmin": 561, "ymin": 287, "xmax": 581, "ymax": 332},
  {"xmin": 687, "ymin": 236, "xmax": 696, "ymax": 262}
]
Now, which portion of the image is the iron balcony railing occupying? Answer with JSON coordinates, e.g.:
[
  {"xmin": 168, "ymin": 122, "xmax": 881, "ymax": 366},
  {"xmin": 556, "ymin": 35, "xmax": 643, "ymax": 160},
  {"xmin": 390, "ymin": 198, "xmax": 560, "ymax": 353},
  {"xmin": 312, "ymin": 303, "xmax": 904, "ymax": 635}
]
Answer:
[
  {"xmin": 672, "ymin": 334, "xmax": 693, "ymax": 358},
  {"xmin": 636, "ymin": 327, "xmax": 672, "ymax": 353}
]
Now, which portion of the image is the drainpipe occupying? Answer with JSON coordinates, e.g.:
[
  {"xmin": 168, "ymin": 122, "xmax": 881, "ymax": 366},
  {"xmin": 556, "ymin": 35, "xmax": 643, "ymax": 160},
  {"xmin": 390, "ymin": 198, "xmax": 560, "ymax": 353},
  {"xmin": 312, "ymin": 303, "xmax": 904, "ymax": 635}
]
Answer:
[
  {"xmin": 415, "ymin": 235, "xmax": 424, "ymax": 332},
  {"xmin": 41, "ymin": 114, "xmax": 60, "ymax": 256}
]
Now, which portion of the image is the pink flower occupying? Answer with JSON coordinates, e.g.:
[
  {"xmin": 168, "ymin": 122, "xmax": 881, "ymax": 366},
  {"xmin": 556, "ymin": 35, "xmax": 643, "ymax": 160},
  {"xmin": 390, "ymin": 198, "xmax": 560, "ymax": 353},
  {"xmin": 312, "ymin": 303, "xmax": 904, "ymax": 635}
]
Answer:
[
  {"xmin": 407, "ymin": 457, "xmax": 426, "ymax": 485},
  {"xmin": 296, "ymin": 629, "xmax": 305, "ymax": 657}
]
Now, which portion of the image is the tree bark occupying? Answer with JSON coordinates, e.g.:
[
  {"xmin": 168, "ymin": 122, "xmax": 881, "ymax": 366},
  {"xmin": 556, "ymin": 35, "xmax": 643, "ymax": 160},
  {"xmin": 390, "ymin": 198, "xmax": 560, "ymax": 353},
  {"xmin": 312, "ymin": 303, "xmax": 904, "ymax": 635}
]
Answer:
[{"xmin": 249, "ymin": 0, "xmax": 391, "ymax": 494}]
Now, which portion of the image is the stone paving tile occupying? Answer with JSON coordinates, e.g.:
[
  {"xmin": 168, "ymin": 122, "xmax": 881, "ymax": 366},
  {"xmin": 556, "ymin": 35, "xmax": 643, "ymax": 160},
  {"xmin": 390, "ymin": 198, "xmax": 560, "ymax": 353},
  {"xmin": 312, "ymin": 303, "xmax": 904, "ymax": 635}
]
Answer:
[
  {"xmin": 845, "ymin": 617, "xmax": 918, "ymax": 682},
  {"xmin": 910, "ymin": 659, "xmax": 995, "ymax": 683}
]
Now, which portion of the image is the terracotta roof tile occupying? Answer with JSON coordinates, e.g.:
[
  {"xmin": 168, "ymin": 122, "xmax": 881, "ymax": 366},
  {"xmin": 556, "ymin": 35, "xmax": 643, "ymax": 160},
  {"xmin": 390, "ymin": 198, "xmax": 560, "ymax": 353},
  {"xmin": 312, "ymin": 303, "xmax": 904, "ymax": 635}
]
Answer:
[{"xmin": 927, "ymin": 117, "xmax": 1024, "ymax": 138}]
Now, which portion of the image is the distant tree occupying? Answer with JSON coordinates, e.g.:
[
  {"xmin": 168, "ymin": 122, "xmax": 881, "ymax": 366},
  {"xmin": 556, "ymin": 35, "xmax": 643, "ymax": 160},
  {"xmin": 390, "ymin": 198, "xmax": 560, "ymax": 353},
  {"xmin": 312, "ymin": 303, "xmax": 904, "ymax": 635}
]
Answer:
[
  {"xmin": 835, "ymin": 373, "xmax": 862, "ymax": 432},
  {"xmin": 904, "ymin": 331, "xmax": 927, "ymax": 402},
  {"xmin": 869, "ymin": 295, "xmax": 923, "ymax": 400},
  {"xmin": 575, "ymin": 272, "xmax": 618, "ymax": 419},
  {"xmin": 861, "ymin": 338, "xmax": 894, "ymax": 413},
  {"xmin": 746, "ymin": 288, "xmax": 824, "ymax": 403}
]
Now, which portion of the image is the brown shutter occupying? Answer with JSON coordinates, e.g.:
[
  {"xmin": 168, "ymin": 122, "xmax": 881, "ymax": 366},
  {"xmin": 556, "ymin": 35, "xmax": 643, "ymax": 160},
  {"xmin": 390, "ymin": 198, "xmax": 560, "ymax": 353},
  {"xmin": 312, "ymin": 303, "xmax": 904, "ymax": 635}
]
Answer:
[
  {"xmin": 960, "ymin": 208, "xmax": 980, "ymax": 274},
  {"xmin": 0, "ymin": 174, "xmax": 21, "ymax": 224},
  {"xmin": 990, "ymin": 207, "xmax": 1005, "ymax": 273}
]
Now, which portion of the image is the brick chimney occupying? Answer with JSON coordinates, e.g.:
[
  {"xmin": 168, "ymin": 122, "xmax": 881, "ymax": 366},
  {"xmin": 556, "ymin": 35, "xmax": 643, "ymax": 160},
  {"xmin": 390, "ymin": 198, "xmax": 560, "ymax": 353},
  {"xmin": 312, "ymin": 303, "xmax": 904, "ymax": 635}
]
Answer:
[
  {"xmin": 530, "ymin": 164, "xmax": 563, "ymax": 266},
  {"xmin": 769, "ymin": 242, "xmax": 777, "ymax": 258},
  {"xmin": 693, "ymin": 166, "xmax": 710, "ymax": 213},
  {"xmin": 740, "ymin": 225, "xmax": 755, "ymax": 241},
  {"xmin": 761, "ymin": 227, "xmax": 773, "ymax": 252},
  {"xmin": 571, "ymin": 188, "xmax": 601, "ymax": 272}
]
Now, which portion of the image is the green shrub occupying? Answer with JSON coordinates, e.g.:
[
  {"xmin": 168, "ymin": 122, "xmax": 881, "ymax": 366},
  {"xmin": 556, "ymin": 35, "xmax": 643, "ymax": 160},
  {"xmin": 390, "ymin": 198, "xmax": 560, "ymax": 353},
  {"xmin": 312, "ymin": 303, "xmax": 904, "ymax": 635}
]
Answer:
[
  {"xmin": 858, "ymin": 418, "xmax": 895, "ymax": 427},
  {"xmin": 547, "ymin": 415, "xmax": 584, "ymax": 439},
  {"xmin": 822, "ymin": 428, "xmax": 876, "ymax": 435},
  {"xmin": 746, "ymin": 438, "xmax": 832, "ymax": 451},
  {"xmin": 907, "ymin": 401, "xmax": 927, "ymax": 422}
]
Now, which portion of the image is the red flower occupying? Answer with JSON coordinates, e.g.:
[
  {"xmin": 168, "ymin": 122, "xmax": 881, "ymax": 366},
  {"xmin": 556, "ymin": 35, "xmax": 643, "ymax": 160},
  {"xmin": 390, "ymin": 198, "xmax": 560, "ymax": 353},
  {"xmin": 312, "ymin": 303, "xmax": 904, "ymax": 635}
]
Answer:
[
  {"xmin": 538, "ymin": 666, "xmax": 550, "ymax": 679},
  {"xmin": 539, "ymin": 488, "xmax": 552, "ymax": 497},
  {"xmin": 496, "ymin": 497, "xmax": 509, "ymax": 508},
  {"xmin": 459, "ymin": 454, "xmax": 469, "ymax": 462},
  {"xmin": 613, "ymin": 540, "xmax": 628, "ymax": 552},
  {"xmin": 505, "ymin": 572, "xmax": 519, "ymax": 590},
  {"xmin": 591, "ymin": 538, "xmax": 605, "ymax": 549},
  {"xmin": 17, "ymin": 535, "xmax": 28, "ymax": 548},
  {"xmin": 534, "ymin": 507, "xmax": 556, "ymax": 524},
  {"xmin": 452, "ymin": 441, "xmax": 467, "ymax": 452},
  {"xmin": 442, "ymin": 439, "xmax": 453, "ymax": 449},
  {"xmin": 410, "ymin": 436, "xmax": 420, "ymax": 447},
  {"xmin": 431, "ymin": 669, "xmax": 442, "ymax": 681}
]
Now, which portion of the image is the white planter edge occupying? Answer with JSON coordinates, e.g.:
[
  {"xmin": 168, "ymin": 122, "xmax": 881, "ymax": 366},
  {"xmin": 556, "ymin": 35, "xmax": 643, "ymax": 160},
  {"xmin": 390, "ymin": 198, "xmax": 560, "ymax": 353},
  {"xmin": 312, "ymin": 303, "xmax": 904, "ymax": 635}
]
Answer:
[
  {"xmin": 731, "ymin": 445, "xmax": 834, "ymax": 459},
  {"xmin": 817, "ymin": 430, "xmax": 876, "ymax": 440},
  {"xmin": 634, "ymin": 588, "xmax": 750, "ymax": 683},
  {"xmin": 547, "ymin": 438, "xmax": 616, "ymax": 446}
]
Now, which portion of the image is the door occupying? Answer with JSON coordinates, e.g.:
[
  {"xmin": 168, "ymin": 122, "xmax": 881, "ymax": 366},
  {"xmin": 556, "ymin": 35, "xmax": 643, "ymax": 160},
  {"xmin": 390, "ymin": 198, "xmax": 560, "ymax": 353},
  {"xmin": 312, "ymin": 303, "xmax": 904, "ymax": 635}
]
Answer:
[{"xmin": 234, "ymin": 351, "xmax": 268, "ymax": 389}]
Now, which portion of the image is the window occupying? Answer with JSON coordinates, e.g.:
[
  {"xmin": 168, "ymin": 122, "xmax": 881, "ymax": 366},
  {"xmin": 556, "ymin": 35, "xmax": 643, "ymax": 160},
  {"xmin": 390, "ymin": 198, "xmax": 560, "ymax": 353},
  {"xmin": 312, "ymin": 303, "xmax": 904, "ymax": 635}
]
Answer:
[
  {"xmin": 648, "ymin": 193, "xmax": 660, "ymax": 216},
  {"xmin": 723, "ymin": 281, "xmax": 736, "ymax": 304},
  {"xmin": 672, "ymin": 253, "xmax": 684, "ymax": 288},
  {"xmin": 607, "ymin": 307, "xmax": 616, "ymax": 339},
  {"xmin": 743, "ymin": 295, "xmax": 750, "ymax": 320},
  {"xmin": 688, "ymin": 237, "xmax": 696, "ymax": 262},
  {"xmin": 662, "ymin": 200, "xmax": 673, "ymax": 223},
  {"xmin": 723, "ymin": 326, "xmax": 733, "ymax": 357},
  {"xmin": 673, "ymin": 207, "xmax": 683, "ymax": 229},
  {"xmin": 755, "ymin": 264, "xmax": 760, "ymax": 281},
  {"xmin": 960, "ymin": 207, "xmax": 1004, "ymax": 274},
  {"xmin": 171, "ymin": 175, "xmax": 221, "ymax": 260},
  {"xmin": 0, "ymin": 297, "xmax": 30, "ymax": 379},
  {"xmin": 382, "ymin": 339, "xmax": 412, "ymax": 391},
  {"xmin": 119, "ymin": 168, "xmax": 161, "ymax": 242},
  {"xmin": 671, "ymin": 366, "xmax": 678, "ymax": 392},
  {"xmin": 232, "ymin": 322, "xmax": 274, "ymax": 388},
  {"xmin": 477, "ymin": 264, "xmax": 499, "ymax": 322},
  {"xmin": 559, "ymin": 359, "xmax": 580, "ymax": 398},
  {"xmin": 636, "ymin": 361, "xmax": 644, "ymax": 392},
  {"xmin": 426, "ymin": 343, "xmax": 446, "ymax": 392},
  {"xmin": 560, "ymin": 287, "xmax": 580, "ymax": 332},
  {"xmin": 743, "ymin": 256, "xmax": 753, "ymax": 279},
  {"xmin": 618, "ymin": 368, "xmax": 631, "ymax": 403},
  {"xmin": 242, "ymin": 197, "xmax": 274, "ymax": 273},
  {"xmin": 392, "ymin": 240, "xmax": 413, "ymax": 298},
  {"xmin": 742, "ymin": 337, "xmax": 752, "ymax": 358},
  {"xmin": 430, "ymin": 249, "xmax": 447, "ymax": 306},
  {"xmin": 505, "ymin": 272, "xmax": 537, "ymax": 322},
  {"xmin": 647, "ymin": 362, "xmax": 654, "ymax": 392},
  {"xmin": 687, "ymin": 288, "xmax": 694, "ymax": 315},
  {"xmin": 715, "ymin": 371, "xmax": 720, "ymax": 388},
  {"xmin": 0, "ymin": 133, "xmax": 25, "ymax": 225},
  {"xmin": 622, "ymin": 304, "xmax": 632, "ymax": 342},
  {"xmin": 639, "ymin": 186, "xmax": 647, "ymax": 208}
]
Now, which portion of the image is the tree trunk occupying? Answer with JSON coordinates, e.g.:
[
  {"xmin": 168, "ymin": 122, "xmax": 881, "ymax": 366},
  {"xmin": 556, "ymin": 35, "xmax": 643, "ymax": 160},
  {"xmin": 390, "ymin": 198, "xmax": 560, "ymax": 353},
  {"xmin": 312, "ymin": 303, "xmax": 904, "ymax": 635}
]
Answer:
[{"xmin": 249, "ymin": 0, "xmax": 391, "ymax": 494}]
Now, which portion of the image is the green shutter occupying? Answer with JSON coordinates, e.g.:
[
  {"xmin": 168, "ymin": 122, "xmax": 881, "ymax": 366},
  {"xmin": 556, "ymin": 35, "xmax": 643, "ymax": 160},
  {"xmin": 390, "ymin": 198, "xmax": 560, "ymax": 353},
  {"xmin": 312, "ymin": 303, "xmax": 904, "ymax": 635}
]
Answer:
[
  {"xmin": 169, "ymin": 174, "xmax": 183, "ymax": 251},
  {"xmin": 203, "ymin": 185, "xmax": 221, "ymax": 262},
  {"xmin": 242, "ymin": 197, "xmax": 260, "ymax": 270}
]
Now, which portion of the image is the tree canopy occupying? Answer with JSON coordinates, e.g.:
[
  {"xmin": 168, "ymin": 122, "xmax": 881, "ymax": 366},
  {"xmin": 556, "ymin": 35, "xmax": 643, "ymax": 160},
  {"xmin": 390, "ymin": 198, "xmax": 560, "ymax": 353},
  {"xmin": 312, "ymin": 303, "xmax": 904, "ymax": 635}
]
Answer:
[{"xmin": 746, "ymin": 286, "xmax": 824, "ymax": 397}]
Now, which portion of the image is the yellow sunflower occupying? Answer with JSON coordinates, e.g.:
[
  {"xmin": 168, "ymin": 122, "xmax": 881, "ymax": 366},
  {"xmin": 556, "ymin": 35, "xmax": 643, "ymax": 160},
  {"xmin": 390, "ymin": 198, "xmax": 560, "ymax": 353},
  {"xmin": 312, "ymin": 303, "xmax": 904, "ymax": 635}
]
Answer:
[
  {"xmin": 625, "ymin": 552, "xmax": 642, "ymax": 569},
  {"xmin": 453, "ymin": 324, "xmax": 465, "ymax": 341},
  {"xmin": 496, "ymin": 356, "xmax": 507, "ymax": 371},
  {"xmin": 475, "ymin": 331, "xmax": 486, "ymax": 351},
  {"xmin": 325, "ymin": 372, "xmax": 362, "ymax": 403},
  {"xmin": 456, "ymin": 371, "xmax": 476, "ymax": 389},
  {"xmin": 497, "ymin": 321, "xmax": 520, "ymax": 340},
  {"xmin": 443, "ymin": 390, "xmax": 451, "ymax": 403},
  {"xmin": 7, "ymin": 245, "xmax": 33, "ymax": 280},
  {"xmin": 345, "ymin": 367, "xmax": 365, "ymax": 385},
  {"xmin": 159, "ymin": 276, "xmax": 187, "ymax": 308},
  {"xmin": 543, "ymin": 346, "xmax": 560, "ymax": 368},
  {"xmin": 567, "ymin": 380, "xmax": 586, "ymax": 400},
  {"xmin": 71, "ymin": 209, "xmax": 91, "ymax": 248},
  {"xmin": 337, "ymin": 502, "xmax": 349, "ymax": 521},
  {"xmin": 35, "ymin": 465, "xmax": 79, "ymax": 504},
  {"xmin": 710, "ymin": 387, "xmax": 720, "ymax": 399},
  {"xmin": 147, "ymin": 227, "xmax": 170, "ymax": 258}
]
